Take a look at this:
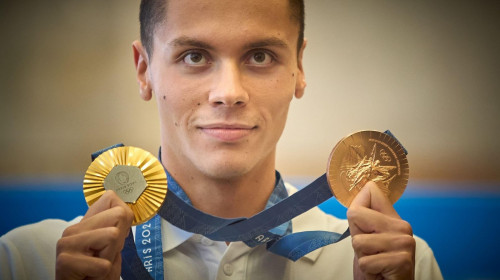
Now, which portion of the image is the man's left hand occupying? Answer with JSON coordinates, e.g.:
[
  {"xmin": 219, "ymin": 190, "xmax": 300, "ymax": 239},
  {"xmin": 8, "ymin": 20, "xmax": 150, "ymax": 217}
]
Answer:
[{"xmin": 347, "ymin": 182, "xmax": 416, "ymax": 280}]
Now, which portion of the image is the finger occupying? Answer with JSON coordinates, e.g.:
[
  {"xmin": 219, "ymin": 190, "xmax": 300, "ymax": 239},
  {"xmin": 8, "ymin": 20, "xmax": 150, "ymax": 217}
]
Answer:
[
  {"xmin": 58, "ymin": 227, "xmax": 125, "ymax": 262},
  {"xmin": 347, "ymin": 206, "xmax": 412, "ymax": 236},
  {"xmin": 353, "ymin": 255, "xmax": 363, "ymax": 280},
  {"xmin": 65, "ymin": 206, "xmax": 133, "ymax": 240},
  {"xmin": 84, "ymin": 190, "xmax": 131, "ymax": 219},
  {"xmin": 88, "ymin": 252, "xmax": 123, "ymax": 280},
  {"xmin": 351, "ymin": 233, "xmax": 416, "ymax": 258},
  {"xmin": 353, "ymin": 255, "xmax": 380, "ymax": 280},
  {"xmin": 357, "ymin": 251, "xmax": 415, "ymax": 280},
  {"xmin": 109, "ymin": 252, "xmax": 122, "ymax": 280},
  {"xmin": 350, "ymin": 181, "xmax": 400, "ymax": 218},
  {"xmin": 56, "ymin": 251, "xmax": 112, "ymax": 280}
]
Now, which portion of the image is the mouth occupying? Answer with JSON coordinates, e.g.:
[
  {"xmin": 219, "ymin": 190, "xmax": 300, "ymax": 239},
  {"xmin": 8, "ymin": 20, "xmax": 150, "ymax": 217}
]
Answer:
[{"xmin": 198, "ymin": 123, "xmax": 257, "ymax": 142}]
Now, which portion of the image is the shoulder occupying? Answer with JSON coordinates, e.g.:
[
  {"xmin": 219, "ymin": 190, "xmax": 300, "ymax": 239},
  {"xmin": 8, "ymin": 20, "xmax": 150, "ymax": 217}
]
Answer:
[
  {"xmin": 2, "ymin": 216, "xmax": 82, "ymax": 239},
  {"xmin": 1, "ymin": 216, "xmax": 82, "ymax": 249},
  {"xmin": 284, "ymin": 182, "xmax": 442, "ymax": 279},
  {"xmin": 413, "ymin": 235, "xmax": 443, "ymax": 279},
  {"xmin": 0, "ymin": 216, "xmax": 82, "ymax": 280}
]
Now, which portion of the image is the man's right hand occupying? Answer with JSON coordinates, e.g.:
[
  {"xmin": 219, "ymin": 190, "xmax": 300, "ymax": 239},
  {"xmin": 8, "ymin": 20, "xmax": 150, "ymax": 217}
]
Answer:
[{"xmin": 56, "ymin": 191, "xmax": 134, "ymax": 280}]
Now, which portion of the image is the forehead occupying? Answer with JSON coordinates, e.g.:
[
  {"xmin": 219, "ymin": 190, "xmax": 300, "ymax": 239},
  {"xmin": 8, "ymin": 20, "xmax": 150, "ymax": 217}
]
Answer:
[{"xmin": 154, "ymin": 0, "xmax": 298, "ymax": 50}]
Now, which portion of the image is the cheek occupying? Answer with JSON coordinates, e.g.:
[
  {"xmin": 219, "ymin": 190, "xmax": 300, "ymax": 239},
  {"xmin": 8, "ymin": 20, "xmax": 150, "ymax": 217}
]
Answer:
[
  {"xmin": 156, "ymin": 82, "xmax": 205, "ymax": 123},
  {"xmin": 255, "ymin": 79, "xmax": 294, "ymax": 129},
  {"xmin": 264, "ymin": 75, "xmax": 295, "ymax": 110},
  {"xmin": 153, "ymin": 66, "xmax": 204, "ymax": 103}
]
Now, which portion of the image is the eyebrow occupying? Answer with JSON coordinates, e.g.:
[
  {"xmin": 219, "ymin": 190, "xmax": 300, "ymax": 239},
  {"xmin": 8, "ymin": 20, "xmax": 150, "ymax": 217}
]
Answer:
[
  {"xmin": 169, "ymin": 36, "xmax": 214, "ymax": 50},
  {"xmin": 243, "ymin": 37, "xmax": 289, "ymax": 50},
  {"xmin": 168, "ymin": 36, "xmax": 289, "ymax": 50}
]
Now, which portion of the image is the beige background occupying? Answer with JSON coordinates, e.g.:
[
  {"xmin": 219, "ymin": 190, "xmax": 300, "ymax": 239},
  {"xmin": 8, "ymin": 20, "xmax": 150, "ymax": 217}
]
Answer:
[{"xmin": 0, "ymin": 1, "xmax": 499, "ymax": 184}]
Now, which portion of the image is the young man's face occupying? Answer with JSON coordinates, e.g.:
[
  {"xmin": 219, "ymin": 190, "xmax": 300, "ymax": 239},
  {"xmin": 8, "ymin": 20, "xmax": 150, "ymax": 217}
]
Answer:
[{"xmin": 138, "ymin": 0, "xmax": 306, "ymax": 180}]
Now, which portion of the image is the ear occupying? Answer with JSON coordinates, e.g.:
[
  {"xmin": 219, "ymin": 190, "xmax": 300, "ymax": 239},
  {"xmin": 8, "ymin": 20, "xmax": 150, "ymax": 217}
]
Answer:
[
  {"xmin": 294, "ymin": 39, "xmax": 307, "ymax": 99},
  {"xmin": 132, "ymin": 40, "xmax": 153, "ymax": 101}
]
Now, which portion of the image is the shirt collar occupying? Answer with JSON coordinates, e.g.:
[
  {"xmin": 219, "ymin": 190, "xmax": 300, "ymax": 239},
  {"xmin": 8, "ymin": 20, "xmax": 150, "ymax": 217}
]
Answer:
[
  {"xmin": 284, "ymin": 182, "xmax": 329, "ymax": 262},
  {"xmin": 160, "ymin": 162, "xmax": 291, "ymax": 253},
  {"xmin": 161, "ymin": 182, "xmax": 330, "ymax": 263}
]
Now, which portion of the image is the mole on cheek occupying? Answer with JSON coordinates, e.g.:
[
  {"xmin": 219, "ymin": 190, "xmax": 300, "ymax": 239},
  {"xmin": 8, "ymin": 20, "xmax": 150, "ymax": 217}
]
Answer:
[
  {"xmin": 163, "ymin": 96, "xmax": 166, "ymax": 100},
  {"xmin": 292, "ymin": 73, "xmax": 295, "ymax": 77},
  {"xmin": 174, "ymin": 122, "xmax": 179, "ymax": 127}
]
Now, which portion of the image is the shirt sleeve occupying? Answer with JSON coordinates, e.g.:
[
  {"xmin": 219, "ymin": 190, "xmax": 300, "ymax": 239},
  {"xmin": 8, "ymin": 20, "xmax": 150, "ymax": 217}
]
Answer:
[
  {"xmin": 0, "ymin": 217, "xmax": 82, "ymax": 280},
  {"xmin": 0, "ymin": 235, "xmax": 28, "ymax": 280},
  {"xmin": 414, "ymin": 236, "xmax": 443, "ymax": 280}
]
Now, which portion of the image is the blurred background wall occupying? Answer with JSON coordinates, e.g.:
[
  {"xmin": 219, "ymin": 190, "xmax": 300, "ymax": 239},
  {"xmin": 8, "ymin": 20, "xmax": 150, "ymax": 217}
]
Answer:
[
  {"xmin": 1, "ymin": 1, "xmax": 499, "ymax": 279},
  {"xmin": 0, "ymin": 0, "xmax": 499, "ymax": 183}
]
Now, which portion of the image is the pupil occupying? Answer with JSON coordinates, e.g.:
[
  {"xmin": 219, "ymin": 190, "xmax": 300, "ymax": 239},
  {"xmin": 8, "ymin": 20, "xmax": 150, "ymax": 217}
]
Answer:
[
  {"xmin": 254, "ymin": 52, "xmax": 265, "ymax": 63},
  {"xmin": 190, "ymin": 53, "xmax": 202, "ymax": 63}
]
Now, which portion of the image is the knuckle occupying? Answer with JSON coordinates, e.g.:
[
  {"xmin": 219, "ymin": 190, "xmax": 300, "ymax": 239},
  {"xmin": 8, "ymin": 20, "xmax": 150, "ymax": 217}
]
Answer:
[
  {"xmin": 56, "ymin": 237, "xmax": 69, "ymax": 254},
  {"xmin": 398, "ymin": 220, "xmax": 413, "ymax": 235},
  {"xmin": 114, "ymin": 205, "xmax": 134, "ymax": 223},
  {"xmin": 398, "ymin": 235, "xmax": 416, "ymax": 250},
  {"xmin": 106, "ymin": 226, "xmax": 121, "ymax": 240},
  {"xmin": 346, "ymin": 206, "xmax": 361, "ymax": 220},
  {"xmin": 102, "ymin": 189, "xmax": 117, "ymax": 200},
  {"xmin": 55, "ymin": 252, "xmax": 72, "ymax": 271},
  {"xmin": 96, "ymin": 259, "xmax": 113, "ymax": 276},
  {"xmin": 84, "ymin": 258, "xmax": 113, "ymax": 278},
  {"xmin": 396, "ymin": 251, "xmax": 414, "ymax": 271},
  {"xmin": 125, "ymin": 207, "xmax": 134, "ymax": 223},
  {"xmin": 87, "ymin": 258, "xmax": 114, "ymax": 277},
  {"xmin": 357, "ymin": 256, "xmax": 369, "ymax": 272},
  {"xmin": 61, "ymin": 224, "xmax": 77, "ymax": 237},
  {"xmin": 114, "ymin": 206, "xmax": 127, "ymax": 218},
  {"xmin": 101, "ymin": 190, "xmax": 121, "ymax": 206},
  {"xmin": 351, "ymin": 235, "xmax": 362, "ymax": 252}
]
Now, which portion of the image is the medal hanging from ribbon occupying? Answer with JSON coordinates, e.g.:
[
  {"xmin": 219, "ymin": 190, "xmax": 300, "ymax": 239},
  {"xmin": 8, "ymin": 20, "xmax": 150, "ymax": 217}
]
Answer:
[{"xmin": 83, "ymin": 130, "xmax": 409, "ymax": 280}]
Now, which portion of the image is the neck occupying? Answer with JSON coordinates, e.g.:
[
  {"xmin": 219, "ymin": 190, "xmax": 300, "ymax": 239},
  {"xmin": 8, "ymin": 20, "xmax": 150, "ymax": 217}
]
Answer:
[{"xmin": 162, "ymin": 150, "xmax": 277, "ymax": 219}]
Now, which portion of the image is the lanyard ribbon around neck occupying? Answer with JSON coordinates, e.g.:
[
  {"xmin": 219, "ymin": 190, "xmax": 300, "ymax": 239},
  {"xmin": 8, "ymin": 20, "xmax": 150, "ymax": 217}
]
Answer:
[{"xmin": 91, "ymin": 145, "xmax": 348, "ymax": 280}]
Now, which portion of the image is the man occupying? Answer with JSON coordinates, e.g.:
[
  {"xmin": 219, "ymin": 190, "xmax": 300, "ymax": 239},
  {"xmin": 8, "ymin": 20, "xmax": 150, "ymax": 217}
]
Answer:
[{"xmin": 1, "ymin": 0, "xmax": 442, "ymax": 279}]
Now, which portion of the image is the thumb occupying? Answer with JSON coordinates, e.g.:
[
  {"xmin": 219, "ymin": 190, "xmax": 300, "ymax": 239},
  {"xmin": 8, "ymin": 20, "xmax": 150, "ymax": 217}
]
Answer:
[{"xmin": 349, "ymin": 181, "xmax": 400, "ymax": 219}]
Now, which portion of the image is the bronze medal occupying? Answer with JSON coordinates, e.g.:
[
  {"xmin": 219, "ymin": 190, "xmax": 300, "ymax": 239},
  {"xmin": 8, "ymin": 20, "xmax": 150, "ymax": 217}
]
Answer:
[
  {"xmin": 327, "ymin": 131, "xmax": 409, "ymax": 207},
  {"xmin": 83, "ymin": 146, "xmax": 168, "ymax": 225}
]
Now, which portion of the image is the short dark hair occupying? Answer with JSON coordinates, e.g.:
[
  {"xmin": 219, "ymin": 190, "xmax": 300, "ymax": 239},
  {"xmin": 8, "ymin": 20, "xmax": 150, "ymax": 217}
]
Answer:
[{"xmin": 139, "ymin": 0, "xmax": 305, "ymax": 58}]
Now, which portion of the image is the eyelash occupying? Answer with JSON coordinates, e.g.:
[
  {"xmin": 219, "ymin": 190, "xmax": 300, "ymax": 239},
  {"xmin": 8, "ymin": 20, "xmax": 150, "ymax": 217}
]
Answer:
[
  {"xmin": 176, "ymin": 49, "xmax": 277, "ymax": 66},
  {"xmin": 178, "ymin": 50, "xmax": 211, "ymax": 65},
  {"xmin": 246, "ymin": 49, "xmax": 277, "ymax": 65}
]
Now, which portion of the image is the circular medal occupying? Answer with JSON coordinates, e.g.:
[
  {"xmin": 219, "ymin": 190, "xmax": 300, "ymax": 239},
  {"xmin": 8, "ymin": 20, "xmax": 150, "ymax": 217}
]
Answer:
[
  {"xmin": 83, "ymin": 146, "xmax": 168, "ymax": 225},
  {"xmin": 327, "ymin": 130, "xmax": 409, "ymax": 207}
]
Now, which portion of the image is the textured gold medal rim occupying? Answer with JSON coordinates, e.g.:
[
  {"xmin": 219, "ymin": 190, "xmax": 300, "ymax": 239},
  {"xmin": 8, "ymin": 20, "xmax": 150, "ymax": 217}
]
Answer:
[
  {"xmin": 83, "ymin": 146, "xmax": 168, "ymax": 225},
  {"xmin": 326, "ymin": 130, "xmax": 409, "ymax": 207}
]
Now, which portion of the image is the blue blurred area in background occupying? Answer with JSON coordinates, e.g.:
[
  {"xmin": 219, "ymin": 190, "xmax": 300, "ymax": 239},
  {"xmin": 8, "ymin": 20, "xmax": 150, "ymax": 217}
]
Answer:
[{"xmin": 1, "ymin": 180, "xmax": 499, "ymax": 280}]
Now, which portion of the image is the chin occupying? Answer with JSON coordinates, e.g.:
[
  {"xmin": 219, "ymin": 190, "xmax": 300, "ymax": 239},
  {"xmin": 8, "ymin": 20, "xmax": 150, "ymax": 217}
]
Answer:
[{"xmin": 198, "ymin": 160, "xmax": 254, "ymax": 180}]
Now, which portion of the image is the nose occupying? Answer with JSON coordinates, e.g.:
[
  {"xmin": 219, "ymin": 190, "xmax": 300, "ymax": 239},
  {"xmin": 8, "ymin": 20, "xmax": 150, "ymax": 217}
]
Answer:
[{"xmin": 208, "ymin": 61, "xmax": 249, "ymax": 107}]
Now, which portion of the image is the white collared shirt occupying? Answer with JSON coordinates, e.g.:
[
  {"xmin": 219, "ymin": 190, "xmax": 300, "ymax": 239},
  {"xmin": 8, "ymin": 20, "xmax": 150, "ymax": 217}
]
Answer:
[
  {"xmin": 0, "ymin": 183, "xmax": 442, "ymax": 279},
  {"xmin": 154, "ymin": 183, "xmax": 443, "ymax": 280}
]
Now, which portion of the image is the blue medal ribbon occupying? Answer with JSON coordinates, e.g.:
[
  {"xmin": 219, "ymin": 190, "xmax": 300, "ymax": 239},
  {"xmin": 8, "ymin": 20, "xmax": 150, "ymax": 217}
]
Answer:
[
  {"xmin": 120, "ymin": 171, "xmax": 347, "ymax": 280},
  {"xmin": 134, "ymin": 215, "xmax": 163, "ymax": 280},
  {"xmin": 119, "ymin": 169, "xmax": 349, "ymax": 280},
  {"xmin": 91, "ymin": 131, "xmax": 405, "ymax": 279}
]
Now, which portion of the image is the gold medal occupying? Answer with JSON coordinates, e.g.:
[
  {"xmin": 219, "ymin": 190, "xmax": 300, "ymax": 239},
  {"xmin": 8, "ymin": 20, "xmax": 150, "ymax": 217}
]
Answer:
[
  {"xmin": 83, "ymin": 146, "xmax": 168, "ymax": 225},
  {"xmin": 327, "ymin": 131, "xmax": 409, "ymax": 207}
]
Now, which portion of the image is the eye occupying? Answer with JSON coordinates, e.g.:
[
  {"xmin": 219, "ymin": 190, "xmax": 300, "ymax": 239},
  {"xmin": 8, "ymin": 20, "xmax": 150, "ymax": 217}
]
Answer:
[
  {"xmin": 182, "ymin": 51, "xmax": 208, "ymax": 65},
  {"xmin": 247, "ymin": 51, "xmax": 273, "ymax": 66}
]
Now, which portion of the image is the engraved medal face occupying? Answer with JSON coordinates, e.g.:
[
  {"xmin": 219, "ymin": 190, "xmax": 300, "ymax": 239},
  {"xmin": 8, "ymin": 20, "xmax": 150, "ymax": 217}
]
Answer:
[
  {"xmin": 104, "ymin": 165, "xmax": 147, "ymax": 203},
  {"xmin": 327, "ymin": 131, "xmax": 409, "ymax": 207},
  {"xmin": 83, "ymin": 146, "xmax": 168, "ymax": 225}
]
